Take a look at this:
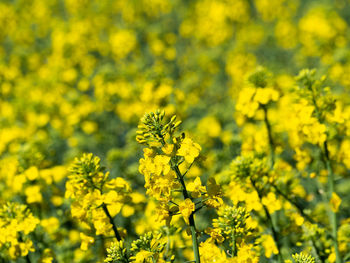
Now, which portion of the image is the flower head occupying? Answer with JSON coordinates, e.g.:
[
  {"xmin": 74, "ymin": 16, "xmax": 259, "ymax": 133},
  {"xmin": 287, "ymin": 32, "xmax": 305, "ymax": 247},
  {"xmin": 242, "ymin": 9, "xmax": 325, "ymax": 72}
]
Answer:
[{"xmin": 179, "ymin": 198, "xmax": 195, "ymax": 225}]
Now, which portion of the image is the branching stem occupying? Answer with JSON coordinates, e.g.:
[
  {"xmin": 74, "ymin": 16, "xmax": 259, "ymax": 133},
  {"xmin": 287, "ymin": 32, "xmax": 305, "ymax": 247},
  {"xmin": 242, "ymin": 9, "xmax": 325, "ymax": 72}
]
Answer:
[
  {"xmin": 174, "ymin": 165, "xmax": 201, "ymax": 263},
  {"xmin": 102, "ymin": 203, "xmax": 121, "ymax": 241},
  {"xmin": 308, "ymin": 85, "xmax": 342, "ymax": 263},
  {"xmin": 323, "ymin": 141, "xmax": 341, "ymax": 263},
  {"xmin": 251, "ymin": 180, "xmax": 283, "ymax": 263},
  {"xmin": 262, "ymin": 105, "xmax": 275, "ymax": 168}
]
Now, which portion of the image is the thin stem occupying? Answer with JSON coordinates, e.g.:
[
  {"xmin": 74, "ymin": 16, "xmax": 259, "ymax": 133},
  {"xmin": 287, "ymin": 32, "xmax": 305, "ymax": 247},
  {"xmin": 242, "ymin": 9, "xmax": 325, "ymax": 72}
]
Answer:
[
  {"xmin": 251, "ymin": 180, "xmax": 283, "ymax": 263},
  {"xmin": 189, "ymin": 215, "xmax": 200, "ymax": 263},
  {"xmin": 308, "ymin": 86, "xmax": 341, "ymax": 263},
  {"xmin": 262, "ymin": 105, "xmax": 275, "ymax": 168},
  {"xmin": 101, "ymin": 235, "xmax": 107, "ymax": 257},
  {"xmin": 194, "ymin": 205, "xmax": 205, "ymax": 213},
  {"xmin": 272, "ymin": 185, "xmax": 317, "ymax": 225},
  {"xmin": 311, "ymin": 237, "xmax": 326, "ymax": 263},
  {"xmin": 323, "ymin": 142, "xmax": 341, "ymax": 263},
  {"xmin": 195, "ymin": 198, "xmax": 210, "ymax": 205},
  {"xmin": 174, "ymin": 165, "xmax": 201, "ymax": 263},
  {"xmin": 174, "ymin": 165, "xmax": 189, "ymax": 199},
  {"xmin": 259, "ymin": 106, "xmax": 283, "ymax": 262},
  {"xmin": 232, "ymin": 229, "xmax": 237, "ymax": 257},
  {"xmin": 183, "ymin": 161, "xmax": 195, "ymax": 178},
  {"xmin": 164, "ymin": 228, "xmax": 171, "ymax": 261},
  {"xmin": 18, "ymin": 234, "xmax": 32, "ymax": 263},
  {"xmin": 102, "ymin": 203, "xmax": 121, "ymax": 241},
  {"xmin": 169, "ymin": 200, "xmax": 179, "ymax": 206}
]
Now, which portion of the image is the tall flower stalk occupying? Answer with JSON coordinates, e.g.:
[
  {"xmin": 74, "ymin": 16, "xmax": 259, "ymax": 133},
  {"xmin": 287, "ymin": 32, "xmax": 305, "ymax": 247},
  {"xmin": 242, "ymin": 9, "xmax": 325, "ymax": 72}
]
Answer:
[
  {"xmin": 296, "ymin": 69, "xmax": 342, "ymax": 263},
  {"xmin": 236, "ymin": 67, "xmax": 284, "ymax": 262},
  {"xmin": 137, "ymin": 110, "xmax": 223, "ymax": 263},
  {"xmin": 66, "ymin": 153, "xmax": 131, "ymax": 247}
]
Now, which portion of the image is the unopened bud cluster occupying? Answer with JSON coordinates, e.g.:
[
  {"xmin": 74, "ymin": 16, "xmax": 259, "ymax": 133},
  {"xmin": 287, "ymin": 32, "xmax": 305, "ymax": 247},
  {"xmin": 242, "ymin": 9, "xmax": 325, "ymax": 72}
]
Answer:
[
  {"xmin": 292, "ymin": 253, "xmax": 315, "ymax": 263},
  {"xmin": 296, "ymin": 69, "xmax": 336, "ymax": 122},
  {"xmin": 136, "ymin": 109, "xmax": 181, "ymax": 146},
  {"xmin": 130, "ymin": 232, "xmax": 165, "ymax": 255},
  {"xmin": 68, "ymin": 153, "xmax": 108, "ymax": 190},
  {"xmin": 213, "ymin": 206, "xmax": 252, "ymax": 237},
  {"xmin": 104, "ymin": 241, "xmax": 130, "ymax": 263},
  {"xmin": 248, "ymin": 67, "xmax": 270, "ymax": 88},
  {"xmin": 230, "ymin": 155, "xmax": 270, "ymax": 188},
  {"xmin": 104, "ymin": 232, "xmax": 167, "ymax": 263}
]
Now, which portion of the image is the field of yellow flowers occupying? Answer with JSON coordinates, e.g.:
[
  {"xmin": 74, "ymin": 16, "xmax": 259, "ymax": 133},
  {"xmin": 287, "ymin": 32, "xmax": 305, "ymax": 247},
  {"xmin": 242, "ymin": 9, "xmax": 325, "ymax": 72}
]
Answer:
[{"xmin": 1, "ymin": 0, "xmax": 350, "ymax": 262}]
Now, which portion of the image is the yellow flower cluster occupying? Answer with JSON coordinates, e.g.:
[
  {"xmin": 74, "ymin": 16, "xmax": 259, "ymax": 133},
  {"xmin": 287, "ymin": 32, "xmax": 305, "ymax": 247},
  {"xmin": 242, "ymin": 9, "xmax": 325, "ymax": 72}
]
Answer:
[
  {"xmin": 66, "ymin": 153, "xmax": 131, "ymax": 244},
  {"xmin": 177, "ymin": 138, "xmax": 202, "ymax": 163},
  {"xmin": 199, "ymin": 240, "xmax": 259, "ymax": 263},
  {"xmin": 139, "ymin": 148, "xmax": 178, "ymax": 202},
  {"xmin": 179, "ymin": 199, "xmax": 195, "ymax": 225},
  {"xmin": 291, "ymin": 252, "xmax": 315, "ymax": 263},
  {"xmin": 1, "ymin": 0, "xmax": 350, "ymax": 262},
  {"xmin": 0, "ymin": 202, "xmax": 39, "ymax": 259},
  {"xmin": 236, "ymin": 87, "xmax": 279, "ymax": 118},
  {"xmin": 137, "ymin": 111, "xmax": 222, "ymax": 228},
  {"xmin": 236, "ymin": 68, "xmax": 279, "ymax": 119}
]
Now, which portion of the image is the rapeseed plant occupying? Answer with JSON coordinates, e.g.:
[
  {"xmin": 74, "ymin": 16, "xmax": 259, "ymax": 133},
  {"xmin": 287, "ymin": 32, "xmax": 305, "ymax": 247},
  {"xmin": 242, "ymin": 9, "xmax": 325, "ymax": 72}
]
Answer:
[{"xmin": 1, "ymin": 0, "xmax": 350, "ymax": 262}]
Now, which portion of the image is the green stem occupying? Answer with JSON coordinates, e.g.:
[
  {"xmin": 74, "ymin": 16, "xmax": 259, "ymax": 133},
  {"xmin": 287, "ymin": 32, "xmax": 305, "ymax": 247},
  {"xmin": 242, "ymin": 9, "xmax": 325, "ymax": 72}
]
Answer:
[
  {"xmin": 265, "ymin": 103, "xmax": 316, "ymax": 222},
  {"xmin": 323, "ymin": 142, "xmax": 341, "ymax": 263},
  {"xmin": 311, "ymin": 237, "xmax": 326, "ymax": 263},
  {"xmin": 164, "ymin": 228, "xmax": 171, "ymax": 260},
  {"xmin": 260, "ymin": 106, "xmax": 283, "ymax": 262},
  {"xmin": 251, "ymin": 180, "xmax": 283, "ymax": 263},
  {"xmin": 189, "ymin": 216, "xmax": 200, "ymax": 263},
  {"xmin": 272, "ymin": 185, "xmax": 317, "ymax": 225},
  {"xmin": 232, "ymin": 229, "xmax": 236, "ymax": 257},
  {"xmin": 102, "ymin": 203, "xmax": 122, "ymax": 241},
  {"xmin": 174, "ymin": 165, "xmax": 201, "ymax": 263},
  {"xmin": 262, "ymin": 105, "xmax": 275, "ymax": 168},
  {"xmin": 18, "ymin": 234, "xmax": 32, "ymax": 263},
  {"xmin": 307, "ymin": 85, "xmax": 341, "ymax": 263}
]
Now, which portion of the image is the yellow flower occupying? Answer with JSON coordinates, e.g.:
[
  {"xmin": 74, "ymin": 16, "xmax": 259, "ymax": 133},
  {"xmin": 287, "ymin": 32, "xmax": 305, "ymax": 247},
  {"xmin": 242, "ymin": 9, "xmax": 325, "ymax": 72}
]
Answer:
[
  {"xmin": 197, "ymin": 116, "xmax": 222, "ymax": 138},
  {"xmin": 70, "ymin": 202, "xmax": 86, "ymax": 219},
  {"xmin": 24, "ymin": 166, "xmax": 39, "ymax": 181},
  {"xmin": 233, "ymin": 243, "xmax": 259, "ymax": 263},
  {"xmin": 106, "ymin": 177, "xmax": 131, "ymax": 191},
  {"xmin": 41, "ymin": 217, "xmax": 60, "ymax": 235},
  {"xmin": 254, "ymin": 87, "xmax": 279, "ymax": 105},
  {"xmin": 187, "ymin": 177, "xmax": 206, "ymax": 198},
  {"xmin": 103, "ymin": 190, "xmax": 119, "ymax": 205},
  {"xmin": 206, "ymin": 177, "xmax": 221, "ymax": 197},
  {"xmin": 133, "ymin": 250, "xmax": 153, "ymax": 263},
  {"xmin": 328, "ymin": 249, "xmax": 336, "ymax": 263},
  {"xmin": 122, "ymin": 205, "xmax": 135, "ymax": 217},
  {"xmin": 330, "ymin": 192, "xmax": 341, "ymax": 213},
  {"xmin": 39, "ymin": 249, "xmax": 54, "ymax": 263},
  {"xmin": 261, "ymin": 192, "xmax": 282, "ymax": 214},
  {"xmin": 80, "ymin": 233, "xmax": 94, "ymax": 251},
  {"xmin": 259, "ymin": 234, "xmax": 278, "ymax": 258},
  {"xmin": 162, "ymin": 144, "xmax": 174, "ymax": 155},
  {"xmin": 236, "ymin": 87, "xmax": 259, "ymax": 118},
  {"xmin": 199, "ymin": 240, "xmax": 228, "ymax": 263},
  {"xmin": 205, "ymin": 227, "xmax": 225, "ymax": 243},
  {"xmin": 177, "ymin": 138, "xmax": 201, "ymax": 163},
  {"xmin": 153, "ymin": 155, "xmax": 171, "ymax": 175},
  {"xmin": 179, "ymin": 198, "xmax": 195, "ymax": 225},
  {"xmin": 9, "ymin": 240, "xmax": 34, "ymax": 259},
  {"xmin": 25, "ymin": 185, "xmax": 42, "ymax": 204},
  {"xmin": 139, "ymin": 154, "xmax": 171, "ymax": 177},
  {"xmin": 109, "ymin": 29, "xmax": 137, "ymax": 59},
  {"xmin": 83, "ymin": 189, "xmax": 103, "ymax": 208}
]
